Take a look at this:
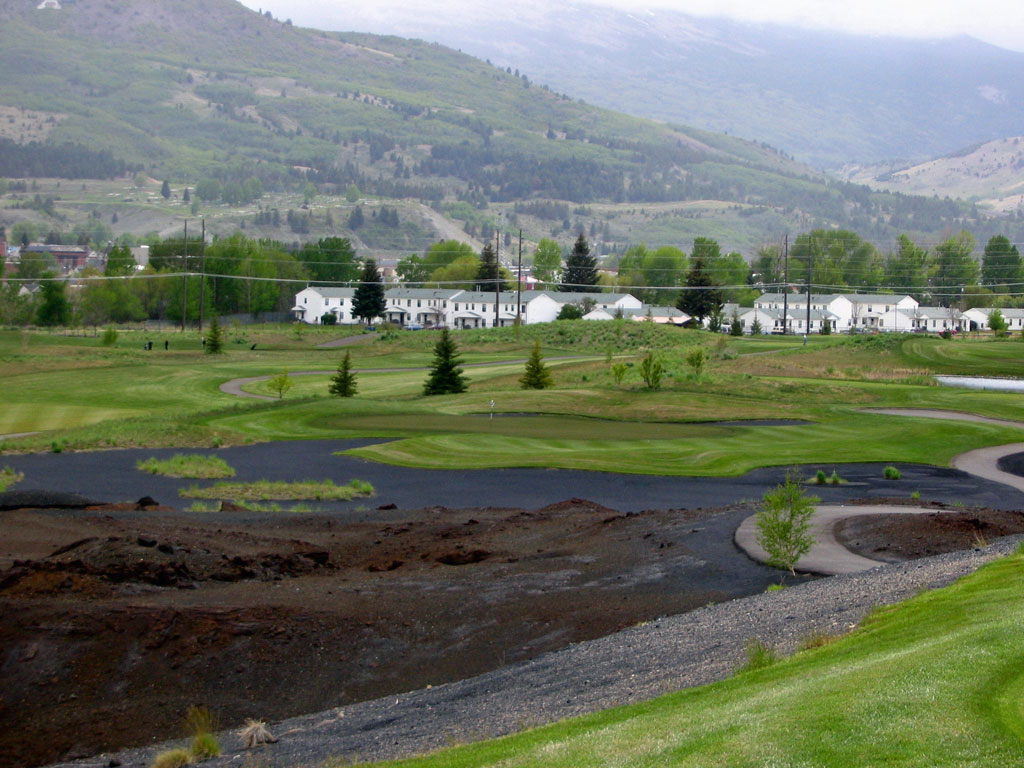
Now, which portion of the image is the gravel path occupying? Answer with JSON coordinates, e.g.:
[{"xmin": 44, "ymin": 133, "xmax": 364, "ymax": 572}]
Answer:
[{"xmin": 52, "ymin": 537, "xmax": 1022, "ymax": 768}]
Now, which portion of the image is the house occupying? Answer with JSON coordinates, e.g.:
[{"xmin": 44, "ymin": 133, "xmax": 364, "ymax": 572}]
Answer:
[
  {"xmin": 909, "ymin": 306, "xmax": 968, "ymax": 333},
  {"xmin": 291, "ymin": 286, "xmax": 356, "ymax": 324},
  {"xmin": 754, "ymin": 292, "xmax": 917, "ymax": 333},
  {"xmin": 583, "ymin": 305, "xmax": 690, "ymax": 325},
  {"xmin": 291, "ymin": 285, "xmax": 646, "ymax": 327},
  {"xmin": 963, "ymin": 307, "xmax": 1024, "ymax": 332}
]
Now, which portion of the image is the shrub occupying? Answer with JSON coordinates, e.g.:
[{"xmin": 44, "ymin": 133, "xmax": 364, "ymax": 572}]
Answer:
[
  {"xmin": 610, "ymin": 362, "xmax": 628, "ymax": 385},
  {"xmin": 755, "ymin": 469, "xmax": 819, "ymax": 575},
  {"xmin": 0, "ymin": 466, "xmax": 24, "ymax": 491},
  {"xmin": 911, "ymin": 490, "xmax": 921, "ymax": 501},
  {"xmin": 815, "ymin": 469, "xmax": 827, "ymax": 484},
  {"xmin": 238, "ymin": 719, "xmax": 277, "ymax": 748},
  {"xmin": 101, "ymin": 325, "xmax": 118, "ymax": 346},
  {"xmin": 639, "ymin": 351, "xmax": 663, "ymax": 389},
  {"xmin": 883, "ymin": 465, "xmax": 901, "ymax": 480},
  {"xmin": 828, "ymin": 470, "xmax": 843, "ymax": 485},
  {"xmin": 151, "ymin": 748, "xmax": 191, "ymax": 768},
  {"xmin": 988, "ymin": 308, "xmax": 1008, "ymax": 337},
  {"xmin": 740, "ymin": 639, "xmax": 777, "ymax": 672},
  {"xmin": 191, "ymin": 732, "xmax": 221, "ymax": 760},
  {"xmin": 686, "ymin": 346, "xmax": 708, "ymax": 376}
]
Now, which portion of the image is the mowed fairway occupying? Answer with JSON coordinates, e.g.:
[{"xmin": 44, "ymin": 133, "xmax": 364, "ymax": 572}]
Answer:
[
  {"xmin": 363, "ymin": 550, "xmax": 1024, "ymax": 768},
  {"xmin": 5, "ymin": 327, "xmax": 1024, "ymax": 477}
]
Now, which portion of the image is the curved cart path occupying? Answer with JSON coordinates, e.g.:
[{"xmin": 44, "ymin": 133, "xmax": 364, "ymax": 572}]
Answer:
[
  {"xmin": 735, "ymin": 408, "xmax": 1024, "ymax": 574},
  {"xmin": 735, "ymin": 505, "xmax": 954, "ymax": 575}
]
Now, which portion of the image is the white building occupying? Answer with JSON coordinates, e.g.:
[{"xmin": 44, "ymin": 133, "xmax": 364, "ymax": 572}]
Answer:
[
  {"xmin": 963, "ymin": 307, "xmax": 1024, "ymax": 332},
  {"xmin": 754, "ymin": 293, "xmax": 918, "ymax": 333},
  {"xmin": 291, "ymin": 286, "xmax": 643, "ymax": 327}
]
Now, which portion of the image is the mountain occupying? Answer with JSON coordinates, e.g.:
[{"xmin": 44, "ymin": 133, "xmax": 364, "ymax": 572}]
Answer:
[
  {"xmin": 841, "ymin": 137, "xmax": 1024, "ymax": 216},
  {"xmin": 0, "ymin": 0, "xmax": 1019, "ymax": 255},
  {"xmin": 300, "ymin": 0, "xmax": 1024, "ymax": 169}
]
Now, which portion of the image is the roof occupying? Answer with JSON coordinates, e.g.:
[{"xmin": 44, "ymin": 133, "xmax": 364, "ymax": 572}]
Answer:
[{"xmin": 301, "ymin": 286, "xmax": 355, "ymax": 298}]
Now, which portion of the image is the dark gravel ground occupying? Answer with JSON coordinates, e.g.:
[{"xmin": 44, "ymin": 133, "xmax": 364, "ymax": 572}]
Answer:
[
  {"xmin": 47, "ymin": 536, "xmax": 1024, "ymax": 768},
  {"xmin": 4, "ymin": 440, "xmax": 1024, "ymax": 515}
]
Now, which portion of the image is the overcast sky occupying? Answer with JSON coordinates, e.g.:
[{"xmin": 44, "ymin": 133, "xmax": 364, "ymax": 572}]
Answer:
[{"xmin": 239, "ymin": 0, "xmax": 1024, "ymax": 52}]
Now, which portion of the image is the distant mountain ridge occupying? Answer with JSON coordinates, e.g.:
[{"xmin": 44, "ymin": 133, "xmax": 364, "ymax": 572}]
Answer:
[
  {"xmin": 1, "ymin": 0, "xmax": 1021, "ymax": 253},
  {"xmin": 300, "ymin": 0, "xmax": 1024, "ymax": 169}
]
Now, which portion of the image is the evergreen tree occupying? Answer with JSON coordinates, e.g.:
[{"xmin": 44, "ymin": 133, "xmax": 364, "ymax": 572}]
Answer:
[
  {"xmin": 423, "ymin": 328, "xmax": 468, "ymax": 395},
  {"xmin": 205, "ymin": 315, "xmax": 223, "ymax": 354},
  {"xmin": 559, "ymin": 234, "xmax": 598, "ymax": 292},
  {"xmin": 182, "ymin": 187, "xmax": 191, "ymax": 203},
  {"xmin": 750, "ymin": 317, "xmax": 763, "ymax": 335},
  {"xmin": 476, "ymin": 242, "xmax": 500, "ymax": 291},
  {"xmin": 329, "ymin": 350, "xmax": 358, "ymax": 397},
  {"xmin": 520, "ymin": 340, "xmax": 553, "ymax": 389},
  {"xmin": 729, "ymin": 312, "xmax": 744, "ymax": 336},
  {"xmin": 677, "ymin": 255, "xmax": 722, "ymax": 323},
  {"xmin": 981, "ymin": 235, "xmax": 1021, "ymax": 294},
  {"xmin": 35, "ymin": 274, "xmax": 72, "ymax": 326},
  {"xmin": 160, "ymin": 180, "xmax": 171, "ymax": 199},
  {"xmin": 352, "ymin": 259, "xmax": 386, "ymax": 324}
]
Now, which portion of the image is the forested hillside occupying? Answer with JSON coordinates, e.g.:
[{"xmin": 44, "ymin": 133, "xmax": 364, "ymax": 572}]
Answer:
[{"xmin": 1, "ymin": 0, "xmax": 1020, "ymax": 253}]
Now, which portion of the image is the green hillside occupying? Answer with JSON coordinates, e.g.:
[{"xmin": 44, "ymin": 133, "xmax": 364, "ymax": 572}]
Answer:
[{"xmin": 0, "ymin": 0, "xmax": 1018, "ymax": 252}]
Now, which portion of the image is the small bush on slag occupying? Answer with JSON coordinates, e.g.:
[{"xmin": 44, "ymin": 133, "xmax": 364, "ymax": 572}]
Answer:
[
  {"xmin": 740, "ymin": 639, "xmax": 778, "ymax": 672},
  {"xmin": 151, "ymin": 748, "xmax": 191, "ymax": 768},
  {"xmin": 883, "ymin": 465, "xmax": 901, "ymax": 480}
]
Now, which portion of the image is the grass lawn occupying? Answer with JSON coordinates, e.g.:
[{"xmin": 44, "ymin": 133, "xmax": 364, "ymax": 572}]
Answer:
[
  {"xmin": 356, "ymin": 549, "xmax": 1024, "ymax": 767},
  {"xmin": 5, "ymin": 328, "xmax": 1024, "ymax": 477}
]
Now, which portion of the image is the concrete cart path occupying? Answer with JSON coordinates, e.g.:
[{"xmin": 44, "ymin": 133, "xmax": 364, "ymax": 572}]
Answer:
[
  {"xmin": 735, "ymin": 505, "xmax": 953, "ymax": 575},
  {"xmin": 861, "ymin": 407, "xmax": 1024, "ymax": 429}
]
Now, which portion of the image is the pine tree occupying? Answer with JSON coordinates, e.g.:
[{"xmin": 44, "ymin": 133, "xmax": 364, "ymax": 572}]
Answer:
[
  {"xmin": 729, "ymin": 312, "xmax": 744, "ymax": 336},
  {"xmin": 520, "ymin": 340, "xmax": 553, "ymax": 389},
  {"xmin": 205, "ymin": 315, "xmax": 223, "ymax": 354},
  {"xmin": 423, "ymin": 328, "xmax": 468, "ymax": 395},
  {"xmin": 352, "ymin": 259, "xmax": 386, "ymax": 324},
  {"xmin": 476, "ymin": 242, "xmax": 500, "ymax": 291},
  {"xmin": 677, "ymin": 255, "xmax": 722, "ymax": 323},
  {"xmin": 160, "ymin": 180, "xmax": 171, "ymax": 199},
  {"xmin": 559, "ymin": 234, "xmax": 598, "ymax": 292},
  {"xmin": 329, "ymin": 350, "xmax": 358, "ymax": 397}
]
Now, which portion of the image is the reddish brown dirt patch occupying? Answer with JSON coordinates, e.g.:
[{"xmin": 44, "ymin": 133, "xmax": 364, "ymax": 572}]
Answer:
[
  {"xmin": 836, "ymin": 506, "xmax": 1024, "ymax": 561},
  {"xmin": 1, "ymin": 501, "xmax": 737, "ymax": 767}
]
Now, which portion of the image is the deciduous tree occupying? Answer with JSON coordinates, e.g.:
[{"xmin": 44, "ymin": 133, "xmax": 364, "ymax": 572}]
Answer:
[{"xmin": 755, "ymin": 469, "xmax": 819, "ymax": 576}]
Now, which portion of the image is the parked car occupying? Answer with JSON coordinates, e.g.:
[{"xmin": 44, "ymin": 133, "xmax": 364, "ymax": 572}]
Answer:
[{"xmin": 403, "ymin": 322, "xmax": 424, "ymax": 331}]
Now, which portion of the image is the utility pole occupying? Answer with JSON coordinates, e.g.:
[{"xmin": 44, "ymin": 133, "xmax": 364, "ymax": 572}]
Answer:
[
  {"xmin": 494, "ymin": 227, "xmax": 500, "ymax": 328},
  {"xmin": 782, "ymin": 234, "xmax": 788, "ymax": 335},
  {"xmin": 515, "ymin": 229, "xmax": 523, "ymax": 339},
  {"xmin": 805, "ymin": 249, "xmax": 812, "ymax": 336},
  {"xmin": 198, "ymin": 219, "xmax": 206, "ymax": 332},
  {"xmin": 181, "ymin": 219, "xmax": 188, "ymax": 333}
]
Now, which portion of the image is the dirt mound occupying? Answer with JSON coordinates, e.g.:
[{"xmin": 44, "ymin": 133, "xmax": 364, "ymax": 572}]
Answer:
[
  {"xmin": 836, "ymin": 508, "xmax": 1024, "ymax": 561},
  {"xmin": 0, "ymin": 535, "xmax": 332, "ymax": 595}
]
